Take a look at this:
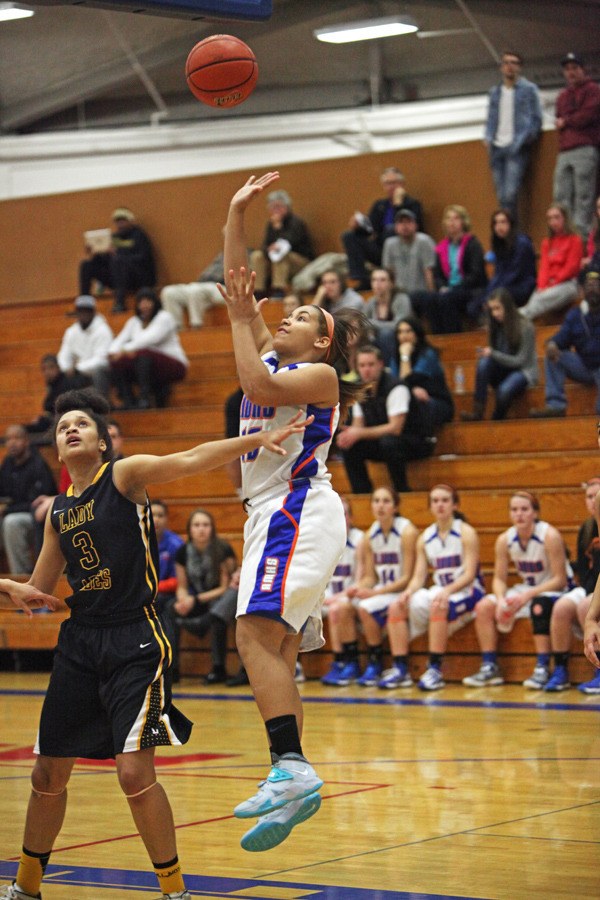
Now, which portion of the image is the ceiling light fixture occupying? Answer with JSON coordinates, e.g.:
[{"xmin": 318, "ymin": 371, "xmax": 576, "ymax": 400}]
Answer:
[
  {"xmin": 314, "ymin": 15, "xmax": 418, "ymax": 45},
  {"xmin": 0, "ymin": 2, "xmax": 35, "ymax": 21}
]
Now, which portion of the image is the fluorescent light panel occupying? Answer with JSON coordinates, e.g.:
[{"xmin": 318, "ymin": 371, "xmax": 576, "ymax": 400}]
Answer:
[
  {"xmin": 315, "ymin": 15, "xmax": 418, "ymax": 44},
  {"xmin": 0, "ymin": 2, "xmax": 34, "ymax": 20}
]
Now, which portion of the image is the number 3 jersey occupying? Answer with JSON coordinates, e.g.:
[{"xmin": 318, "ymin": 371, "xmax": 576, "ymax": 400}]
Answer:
[
  {"xmin": 50, "ymin": 460, "xmax": 159, "ymax": 625},
  {"xmin": 240, "ymin": 352, "xmax": 339, "ymax": 501}
]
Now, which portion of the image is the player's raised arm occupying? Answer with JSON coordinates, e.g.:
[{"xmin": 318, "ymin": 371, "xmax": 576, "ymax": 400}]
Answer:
[
  {"xmin": 223, "ymin": 172, "xmax": 280, "ymax": 355},
  {"xmin": 113, "ymin": 411, "xmax": 313, "ymax": 500}
]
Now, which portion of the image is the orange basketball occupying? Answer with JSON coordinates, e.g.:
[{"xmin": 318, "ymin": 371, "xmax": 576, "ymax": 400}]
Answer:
[{"xmin": 185, "ymin": 34, "xmax": 258, "ymax": 108}]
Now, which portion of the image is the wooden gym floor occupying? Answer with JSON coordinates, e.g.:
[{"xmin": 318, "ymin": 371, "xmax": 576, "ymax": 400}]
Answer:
[{"xmin": 0, "ymin": 673, "xmax": 598, "ymax": 899}]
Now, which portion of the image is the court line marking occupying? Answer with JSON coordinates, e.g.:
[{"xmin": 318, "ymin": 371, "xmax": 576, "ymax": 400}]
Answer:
[
  {"xmin": 2, "ymin": 685, "xmax": 599, "ymax": 712},
  {"xmin": 5, "ymin": 784, "xmax": 387, "ymax": 859},
  {"xmin": 254, "ymin": 797, "xmax": 600, "ymax": 879}
]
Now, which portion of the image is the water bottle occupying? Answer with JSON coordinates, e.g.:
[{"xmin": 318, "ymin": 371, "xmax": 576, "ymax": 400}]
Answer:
[{"xmin": 454, "ymin": 364, "xmax": 465, "ymax": 395}]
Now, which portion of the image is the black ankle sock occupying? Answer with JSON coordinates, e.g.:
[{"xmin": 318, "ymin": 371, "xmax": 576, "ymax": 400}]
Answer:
[
  {"xmin": 343, "ymin": 641, "xmax": 359, "ymax": 662},
  {"xmin": 430, "ymin": 653, "xmax": 443, "ymax": 668},
  {"xmin": 368, "ymin": 644, "xmax": 384, "ymax": 664},
  {"xmin": 394, "ymin": 655, "xmax": 408, "ymax": 668},
  {"xmin": 554, "ymin": 652, "xmax": 569, "ymax": 668},
  {"xmin": 266, "ymin": 714, "xmax": 303, "ymax": 758}
]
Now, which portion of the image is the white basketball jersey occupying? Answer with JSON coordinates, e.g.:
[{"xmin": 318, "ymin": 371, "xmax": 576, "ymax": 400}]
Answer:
[
  {"xmin": 506, "ymin": 520, "xmax": 574, "ymax": 588},
  {"xmin": 240, "ymin": 352, "xmax": 339, "ymax": 500},
  {"xmin": 368, "ymin": 516, "xmax": 412, "ymax": 588},
  {"xmin": 423, "ymin": 517, "xmax": 484, "ymax": 591},
  {"xmin": 326, "ymin": 526, "xmax": 364, "ymax": 596}
]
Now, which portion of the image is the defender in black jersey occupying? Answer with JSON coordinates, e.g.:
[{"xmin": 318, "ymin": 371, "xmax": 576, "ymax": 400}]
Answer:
[{"xmin": 0, "ymin": 388, "xmax": 310, "ymax": 900}]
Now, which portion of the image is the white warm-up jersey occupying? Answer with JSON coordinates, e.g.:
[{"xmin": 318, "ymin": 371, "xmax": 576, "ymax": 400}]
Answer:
[
  {"xmin": 368, "ymin": 516, "xmax": 413, "ymax": 588},
  {"xmin": 325, "ymin": 526, "xmax": 364, "ymax": 597},
  {"xmin": 240, "ymin": 352, "xmax": 339, "ymax": 500},
  {"xmin": 423, "ymin": 517, "xmax": 484, "ymax": 592},
  {"xmin": 506, "ymin": 520, "xmax": 574, "ymax": 589}
]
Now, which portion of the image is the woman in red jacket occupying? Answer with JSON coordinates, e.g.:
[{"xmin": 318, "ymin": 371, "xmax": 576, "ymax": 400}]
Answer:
[{"xmin": 520, "ymin": 203, "xmax": 583, "ymax": 319}]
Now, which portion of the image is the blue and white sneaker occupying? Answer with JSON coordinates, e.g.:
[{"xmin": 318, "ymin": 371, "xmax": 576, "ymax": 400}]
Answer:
[
  {"xmin": 294, "ymin": 661, "xmax": 306, "ymax": 683},
  {"xmin": 153, "ymin": 892, "xmax": 192, "ymax": 900},
  {"xmin": 233, "ymin": 753, "xmax": 323, "ymax": 819},
  {"xmin": 578, "ymin": 669, "xmax": 600, "ymax": 694},
  {"xmin": 377, "ymin": 665, "xmax": 413, "ymax": 689},
  {"xmin": 321, "ymin": 660, "xmax": 345, "ymax": 685},
  {"xmin": 543, "ymin": 666, "xmax": 571, "ymax": 692},
  {"xmin": 240, "ymin": 790, "xmax": 322, "ymax": 852},
  {"xmin": 462, "ymin": 663, "xmax": 504, "ymax": 687},
  {"xmin": 325, "ymin": 660, "xmax": 361, "ymax": 686},
  {"xmin": 523, "ymin": 665, "xmax": 550, "ymax": 689},
  {"xmin": 418, "ymin": 666, "xmax": 446, "ymax": 691},
  {"xmin": 357, "ymin": 661, "xmax": 382, "ymax": 686}
]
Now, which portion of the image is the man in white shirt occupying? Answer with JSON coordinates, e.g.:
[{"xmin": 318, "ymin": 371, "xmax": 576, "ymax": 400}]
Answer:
[
  {"xmin": 484, "ymin": 51, "xmax": 542, "ymax": 218},
  {"xmin": 57, "ymin": 295, "xmax": 113, "ymax": 396}
]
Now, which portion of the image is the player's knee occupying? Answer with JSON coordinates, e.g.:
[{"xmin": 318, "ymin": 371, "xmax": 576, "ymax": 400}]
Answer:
[
  {"xmin": 31, "ymin": 759, "xmax": 69, "ymax": 797},
  {"xmin": 531, "ymin": 595, "xmax": 554, "ymax": 635},
  {"xmin": 117, "ymin": 760, "xmax": 156, "ymax": 798},
  {"xmin": 475, "ymin": 595, "xmax": 495, "ymax": 622},
  {"xmin": 388, "ymin": 597, "xmax": 408, "ymax": 621}
]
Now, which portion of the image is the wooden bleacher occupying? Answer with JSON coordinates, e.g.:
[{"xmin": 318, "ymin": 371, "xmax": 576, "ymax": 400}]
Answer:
[{"xmin": 0, "ymin": 295, "xmax": 595, "ymax": 682}]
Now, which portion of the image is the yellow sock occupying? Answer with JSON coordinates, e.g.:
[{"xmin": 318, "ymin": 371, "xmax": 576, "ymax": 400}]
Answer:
[
  {"xmin": 153, "ymin": 855, "xmax": 185, "ymax": 896},
  {"xmin": 16, "ymin": 846, "xmax": 49, "ymax": 897}
]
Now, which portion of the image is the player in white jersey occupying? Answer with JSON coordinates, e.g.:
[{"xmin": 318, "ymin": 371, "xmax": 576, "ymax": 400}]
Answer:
[
  {"xmin": 398, "ymin": 484, "xmax": 483, "ymax": 691},
  {"xmin": 219, "ymin": 171, "xmax": 365, "ymax": 854},
  {"xmin": 463, "ymin": 490, "xmax": 572, "ymax": 690},
  {"xmin": 322, "ymin": 487, "xmax": 417, "ymax": 687},
  {"xmin": 321, "ymin": 498, "xmax": 365, "ymax": 685}
]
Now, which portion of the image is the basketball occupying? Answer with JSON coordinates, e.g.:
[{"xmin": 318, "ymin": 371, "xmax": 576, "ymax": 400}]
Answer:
[{"xmin": 185, "ymin": 34, "xmax": 258, "ymax": 108}]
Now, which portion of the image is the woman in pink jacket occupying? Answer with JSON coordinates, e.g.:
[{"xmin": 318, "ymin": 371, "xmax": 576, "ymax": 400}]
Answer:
[{"xmin": 520, "ymin": 203, "xmax": 583, "ymax": 319}]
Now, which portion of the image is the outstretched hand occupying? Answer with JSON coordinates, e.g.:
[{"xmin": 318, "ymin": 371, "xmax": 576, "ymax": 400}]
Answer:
[
  {"xmin": 2, "ymin": 580, "xmax": 61, "ymax": 616},
  {"xmin": 230, "ymin": 172, "xmax": 280, "ymax": 213},
  {"xmin": 260, "ymin": 411, "xmax": 315, "ymax": 456},
  {"xmin": 583, "ymin": 620, "xmax": 600, "ymax": 668},
  {"xmin": 218, "ymin": 266, "xmax": 268, "ymax": 322}
]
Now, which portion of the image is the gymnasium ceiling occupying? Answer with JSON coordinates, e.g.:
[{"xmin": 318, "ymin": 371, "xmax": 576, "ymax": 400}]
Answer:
[{"xmin": 0, "ymin": 0, "xmax": 599, "ymax": 135}]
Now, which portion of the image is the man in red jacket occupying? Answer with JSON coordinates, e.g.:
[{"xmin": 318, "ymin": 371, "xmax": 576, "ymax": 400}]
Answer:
[{"xmin": 553, "ymin": 52, "xmax": 600, "ymax": 240}]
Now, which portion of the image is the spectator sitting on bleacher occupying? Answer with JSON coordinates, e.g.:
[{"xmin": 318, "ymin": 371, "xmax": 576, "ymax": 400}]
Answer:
[
  {"xmin": 463, "ymin": 490, "xmax": 573, "ymax": 690},
  {"xmin": 530, "ymin": 270, "xmax": 600, "ymax": 417},
  {"xmin": 57, "ymin": 295, "xmax": 113, "ymax": 396},
  {"xmin": 24, "ymin": 354, "xmax": 91, "ymax": 440},
  {"xmin": 461, "ymin": 288, "xmax": 538, "ymax": 421},
  {"xmin": 160, "ymin": 228, "xmax": 250, "ymax": 329},
  {"xmin": 414, "ymin": 205, "xmax": 487, "ymax": 334},
  {"xmin": 320, "ymin": 497, "xmax": 366, "ymax": 685},
  {"xmin": 109, "ymin": 288, "xmax": 188, "ymax": 409},
  {"xmin": 544, "ymin": 477, "xmax": 600, "ymax": 693},
  {"xmin": 381, "ymin": 208, "xmax": 436, "ymax": 312},
  {"xmin": 392, "ymin": 316, "xmax": 454, "ymax": 433},
  {"xmin": 150, "ymin": 499, "xmax": 185, "ymax": 680},
  {"xmin": 363, "ymin": 267, "xmax": 411, "ymax": 368},
  {"xmin": 79, "ymin": 207, "xmax": 156, "ymax": 313},
  {"xmin": 519, "ymin": 203, "xmax": 583, "ymax": 319},
  {"xmin": 249, "ymin": 188, "xmax": 315, "ymax": 299},
  {"xmin": 173, "ymin": 508, "xmax": 237, "ymax": 685},
  {"xmin": 404, "ymin": 484, "xmax": 484, "ymax": 691},
  {"xmin": 342, "ymin": 167, "xmax": 424, "ymax": 290},
  {"xmin": 0, "ymin": 425, "xmax": 57, "ymax": 574},
  {"xmin": 468, "ymin": 208, "xmax": 537, "ymax": 320},
  {"xmin": 337, "ymin": 344, "xmax": 436, "ymax": 494},
  {"xmin": 312, "ymin": 269, "xmax": 364, "ymax": 315}
]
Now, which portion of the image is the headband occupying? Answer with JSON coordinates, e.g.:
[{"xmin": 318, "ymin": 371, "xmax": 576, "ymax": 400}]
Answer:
[{"xmin": 321, "ymin": 308, "xmax": 334, "ymax": 362}]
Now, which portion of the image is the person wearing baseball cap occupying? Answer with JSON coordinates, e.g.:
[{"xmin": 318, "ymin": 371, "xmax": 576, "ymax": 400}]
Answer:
[
  {"xmin": 56, "ymin": 294, "xmax": 114, "ymax": 395},
  {"xmin": 553, "ymin": 52, "xmax": 600, "ymax": 239},
  {"xmin": 79, "ymin": 207, "xmax": 157, "ymax": 313}
]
